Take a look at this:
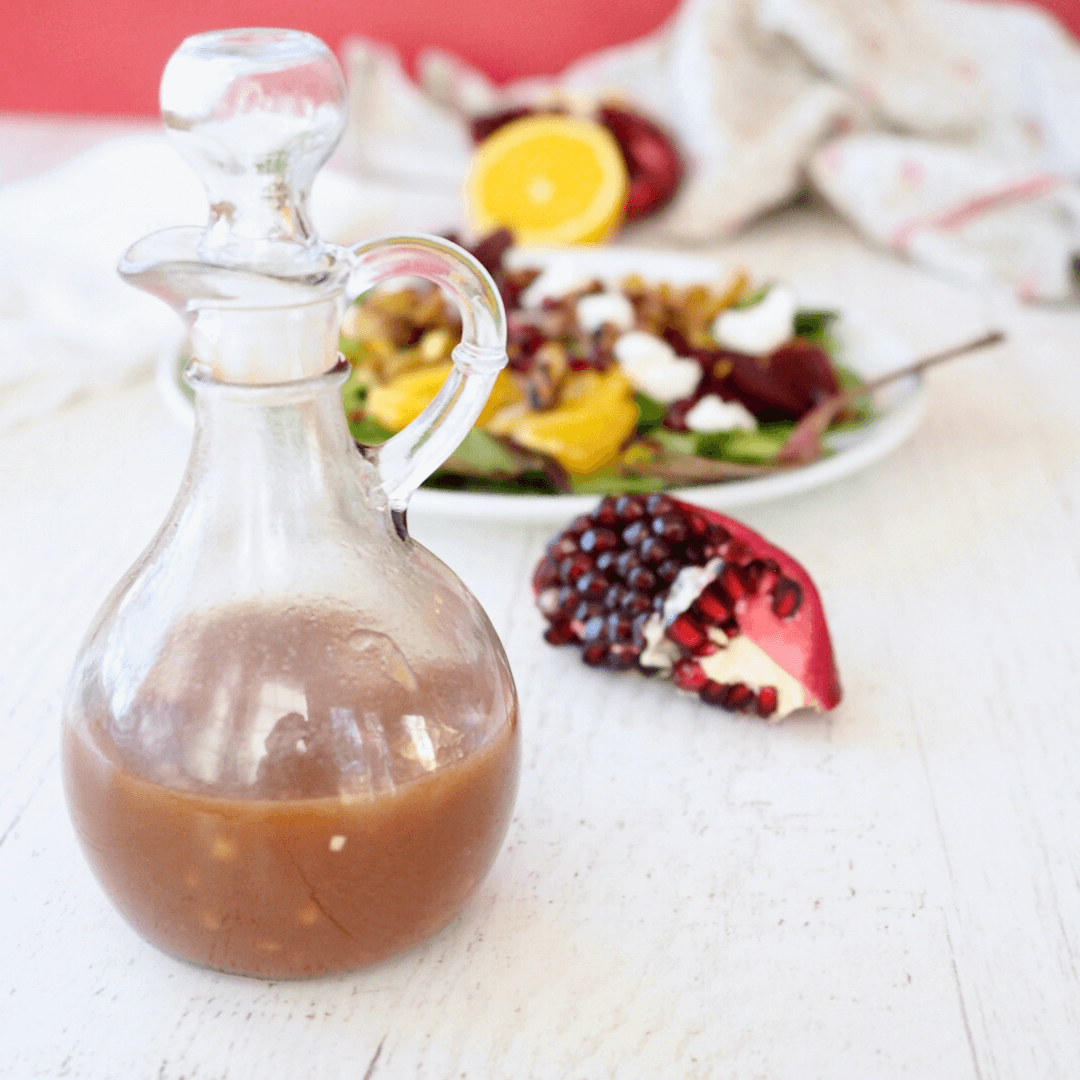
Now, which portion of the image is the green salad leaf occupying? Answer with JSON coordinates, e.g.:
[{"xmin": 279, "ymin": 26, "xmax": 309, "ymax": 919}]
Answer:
[
  {"xmin": 634, "ymin": 392, "xmax": 667, "ymax": 434},
  {"xmin": 569, "ymin": 469, "xmax": 670, "ymax": 495},
  {"xmin": 442, "ymin": 429, "xmax": 537, "ymax": 478},
  {"xmin": 348, "ymin": 415, "xmax": 394, "ymax": 446},
  {"xmin": 696, "ymin": 424, "xmax": 796, "ymax": 464},
  {"xmin": 794, "ymin": 310, "xmax": 840, "ymax": 355}
]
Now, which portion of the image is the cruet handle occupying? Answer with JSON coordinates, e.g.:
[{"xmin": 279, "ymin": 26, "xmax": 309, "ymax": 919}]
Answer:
[{"xmin": 346, "ymin": 235, "xmax": 508, "ymax": 511}]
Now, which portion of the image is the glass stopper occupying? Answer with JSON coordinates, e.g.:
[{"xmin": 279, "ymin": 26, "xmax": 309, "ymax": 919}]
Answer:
[{"xmin": 160, "ymin": 28, "xmax": 348, "ymax": 271}]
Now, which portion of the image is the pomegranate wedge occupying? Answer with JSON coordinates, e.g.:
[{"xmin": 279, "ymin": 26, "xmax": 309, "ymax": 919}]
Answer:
[{"xmin": 534, "ymin": 495, "xmax": 841, "ymax": 718}]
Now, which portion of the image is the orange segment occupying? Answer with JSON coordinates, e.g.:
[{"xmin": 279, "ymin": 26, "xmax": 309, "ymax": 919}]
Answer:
[
  {"xmin": 367, "ymin": 362, "xmax": 522, "ymax": 433},
  {"xmin": 487, "ymin": 367, "xmax": 638, "ymax": 475},
  {"xmin": 467, "ymin": 115, "xmax": 628, "ymax": 245}
]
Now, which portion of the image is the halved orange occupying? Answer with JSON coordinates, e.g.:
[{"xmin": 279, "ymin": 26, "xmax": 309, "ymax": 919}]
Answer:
[{"xmin": 467, "ymin": 115, "xmax": 628, "ymax": 246}]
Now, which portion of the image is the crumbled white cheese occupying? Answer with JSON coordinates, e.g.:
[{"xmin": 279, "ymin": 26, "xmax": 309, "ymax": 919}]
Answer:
[
  {"xmin": 613, "ymin": 331, "xmax": 702, "ymax": 403},
  {"xmin": 662, "ymin": 558, "xmax": 722, "ymax": 622},
  {"xmin": 639, "ymin": 612, "xmax": 681, "ymax": 671},
  {"xmin": 521, "ymin": 256, "xmax": 591, "ymax": 309},
  {"xmin": 685, "ymin": 395, "xmax": 758, "ymax": 433},
  {"xmin": 698, "ymin": 634, "xmax": 807, "ymax": 717},
  {"xmin": 712, "ymin": 285, "xmax": 796, "ymax": 356},
  {"xmin": 576, "ymin": 291, "xmax": 636, "ymax": 334}
]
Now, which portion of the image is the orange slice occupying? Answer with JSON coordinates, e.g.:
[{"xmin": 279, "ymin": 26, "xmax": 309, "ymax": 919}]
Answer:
[
  {"xmin": 486, "ymin": 367, "xmax": 638, "ymax": 475},
  {"xmin": 367, "ymin": 362, "xmax": 522, "ymax": 432},
  {"xmin": 467, "ymin": 115, "xmax": 628, "ymax": 245}
]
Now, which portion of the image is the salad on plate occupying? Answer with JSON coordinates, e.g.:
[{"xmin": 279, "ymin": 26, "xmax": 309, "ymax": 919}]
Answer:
[{"xmin": 342, "ymin": 231, "xmax": 874, "ymax": 497}]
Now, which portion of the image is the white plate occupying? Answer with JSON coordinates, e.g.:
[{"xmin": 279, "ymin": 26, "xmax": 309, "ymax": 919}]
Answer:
[{"xmin": 157, "ymin": 246, "xmax": 926, "ymax": 523}]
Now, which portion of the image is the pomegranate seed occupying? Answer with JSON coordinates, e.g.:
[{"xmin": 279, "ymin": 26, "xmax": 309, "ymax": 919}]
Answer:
[
  {"xmin": 687, "ymin": 512, "xmax": 709, "ymax": 536},
  {"xmin": 627, "ymin": 566, "xmax": 657, "ymax": 592},
  {"xmin": 673, "ymin": 658, "xmax": 707, "ymax": 691},
  {"xmin": 665, "ymin": 399, "xmax": 691, "ymax": 432},
  {"xmin": 742, "ymin": 560, "xmax": 766, "ymax": 593},
  {"xmin": 537, "ymin": 588, "xmax": 561, "ymax": 616},
  {"xmin": 567, "ymin": 514, "xmax": 592, "ymax": 537},
  {"xmin": 772, "ymin": 578, "xmax": 803, "ymax": 618},
  {"xmin": 663, "ymin": 399, "xmax": 692, "ymax": 431},
  {"xmin": 573, "ymin": 600, "xmax": 605, "ymax": 623},
  {"xmin": 639, "ymin": 536, "xmax": 671, "ymax": 565},
  {"xmin": 544, "ymin": 624, "xmax": 577, "ymax": 646},
  {"xmin": 623, "ymin": 520, "xmax": 649, "ymax": 546},
  {"xmin": 691, "ymin": 640, "xmax": 718, "ymax": 656},
  {"xmin": 645, "ymin": 494, "xmax": 676, "ymax": 516},
  {"xmin": 596, "ymin": 554, "xmax": 618, "ymax": 577},
  {"xmin": 556, "ymin": 586, "xmax": 579, "ymax": 617},
  {"xmin": 699, "ymin": 680, "xmax": 726, "ymax": 706},
  {"xmin": 652, "ymin": 514, "xmax": 688, "ymax": 543},
  {"xmin": 756, "ymin": 686, "xmax": 778, "ymax": 717},
  {"xmin": 707, "ymin": 521, "xmax": 730, "ymax": 546},
  {"xmin": 550, "ymin": 535, "xmax": 579, "ymax": 557},
  {"xmin": 693, "ymin": 583, "xmax": 731, "ymax": 622},
  {"xmin": 575, "ymin": 571, "xmax": 608, "ymax": 598},
  {"xmin": 582, "ymin": 643, "xmax": 609, "ymax": 666},
  {"xmin": 631, "ymin": 612, "xmax": 651, "ymax": 648},
  {"xmin": 719, "ymin": 563, "xmax": 747, "ymax": 600},
  {"xmin": 615, "ymin": 549, "xmax": 642, "ymax": 577},
  {"xmin": 621, "ymin": 592, "xmax": 653, "ymax": 616},
  {"xmin": 559, "ymin": 552, "xmax": 593, "ymax": 584},
  {"xmin": 582, "ymin": 615, "xmax": 607, "ymax": 642},
  {"xmin": 533, "ymin": 555, "xmax": 559, "ymax": 590},
  {"xmin": 667, "ymin": 613, "xmax": 707, "ymax": 651},
  {"xmin": 614, "ymin": 495, "xmax": 646, "ymax": 521},
  {"xmin": 591, "ymin": 497, "xmax": 620, "ymax": 526},
  {"xmin": 723, "ymin": 539, "xmax": 752, "ymax": 565},
  {"xmin": 722, "ymin": 683, "xmax": 755, "ymax": 712},
  {"xmin": 606, "ymin": 644, "xmax": 640, "ymax": 670},
  {"xmin": 656, "ymin": 558, "xmax": 682, "ymax": 583},
  {"xmin": 580, "ymin": 527, "xmax": 619, "ymax": 554},
  {"xmin": 604, "ymin": 584, "xmax": 629, "ymax": 610}
]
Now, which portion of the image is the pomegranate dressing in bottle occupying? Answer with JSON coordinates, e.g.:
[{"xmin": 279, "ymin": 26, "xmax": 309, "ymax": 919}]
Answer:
[{"xmin": 61, "ymin": 29, "xmax": 519, "ymax": 978}]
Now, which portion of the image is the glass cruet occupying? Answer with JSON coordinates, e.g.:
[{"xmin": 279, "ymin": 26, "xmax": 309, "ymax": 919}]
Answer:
[{"xmin": 60, "ymin": 28, "xmax": 520, "ymax": 979}]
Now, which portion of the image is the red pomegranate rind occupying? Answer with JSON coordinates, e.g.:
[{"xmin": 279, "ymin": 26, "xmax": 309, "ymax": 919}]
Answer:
[{"xmin": 678, "ymin": 500, "xmax": 841, "ymax": 712}]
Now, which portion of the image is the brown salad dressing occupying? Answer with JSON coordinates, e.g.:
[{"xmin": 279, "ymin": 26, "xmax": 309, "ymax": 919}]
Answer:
[{"xmin": 63, "ymin": 608, "xmax": 519, "ymax": 979}]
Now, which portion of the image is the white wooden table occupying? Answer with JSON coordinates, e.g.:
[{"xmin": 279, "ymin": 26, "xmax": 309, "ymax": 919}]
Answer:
[{"xmin": 3, "ymin": 116, "xmax": 1080, "ymax": 1079}]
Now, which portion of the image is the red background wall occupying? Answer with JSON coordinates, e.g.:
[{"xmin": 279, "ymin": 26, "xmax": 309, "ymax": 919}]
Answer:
[{"xmin": 2, "ymin": 0, "xmax": 1078, "ymax": 116}]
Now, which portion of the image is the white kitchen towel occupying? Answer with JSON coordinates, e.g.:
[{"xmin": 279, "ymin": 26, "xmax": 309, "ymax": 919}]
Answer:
[
  {"xmin": 341, "ymin": 0, "xmax": 1080, "ymax": 300},
  {"xmin": 0, "ymin": 134, "xmax": 459, "ymax": 434}
]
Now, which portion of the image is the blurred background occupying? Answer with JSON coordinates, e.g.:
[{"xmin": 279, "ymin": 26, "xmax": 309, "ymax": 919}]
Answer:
[
  {"xmin": 2, "ymin": 0, "xmax": 684, "ymax": 114},
  {"xmin": 3, "ymin": 0, "xmax": 1077, "ymax": 115},
  {"xmin": 2, "ymin": 0, "xmax": 1078, "ymax": 410}
]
